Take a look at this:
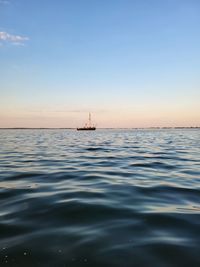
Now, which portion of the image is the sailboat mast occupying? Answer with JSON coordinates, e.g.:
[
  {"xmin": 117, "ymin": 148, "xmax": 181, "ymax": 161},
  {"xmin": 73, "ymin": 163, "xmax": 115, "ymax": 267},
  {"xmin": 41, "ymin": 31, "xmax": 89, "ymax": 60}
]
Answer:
[{"xmin": 89, "ymin": 112, "xmax": 91, "ymax": 127}]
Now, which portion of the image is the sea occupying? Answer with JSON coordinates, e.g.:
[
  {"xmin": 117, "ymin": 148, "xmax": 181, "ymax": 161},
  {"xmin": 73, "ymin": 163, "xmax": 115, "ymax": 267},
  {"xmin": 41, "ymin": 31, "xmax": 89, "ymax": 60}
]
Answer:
[{"xmin": 0, "ymin": 129, "xmax": 200, "ymax": 267}]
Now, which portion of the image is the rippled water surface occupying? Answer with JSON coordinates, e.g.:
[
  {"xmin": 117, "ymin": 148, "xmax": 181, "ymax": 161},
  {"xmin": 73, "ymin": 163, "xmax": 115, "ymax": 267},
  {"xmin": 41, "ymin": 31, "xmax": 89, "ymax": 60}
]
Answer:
[{"xmin": 0, "ymin": 129, "xmax": 200, "ymax": 267}]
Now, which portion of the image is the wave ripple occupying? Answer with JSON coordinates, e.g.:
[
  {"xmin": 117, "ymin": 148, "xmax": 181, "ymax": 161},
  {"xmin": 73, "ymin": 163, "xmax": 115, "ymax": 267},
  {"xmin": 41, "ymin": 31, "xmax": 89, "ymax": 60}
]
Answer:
[{"xmin": 0, "ymin": 129, "xmax": 200, "ymax": 267}]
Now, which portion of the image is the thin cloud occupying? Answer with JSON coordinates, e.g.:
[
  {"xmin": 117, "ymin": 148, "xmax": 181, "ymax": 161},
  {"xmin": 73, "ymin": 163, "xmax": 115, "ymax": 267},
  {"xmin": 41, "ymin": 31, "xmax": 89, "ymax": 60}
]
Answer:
[
  {"xmin": 12, "ymin": 42, "xmax": 25, "ymax": 46},
  {"xmin": 0, "ymin": 0, "xmax": 10, "ymax": 4},
  {"xmin": 24, "ymin": 108, "xmax": 108, "ymax": 114},
  {"xmin": 0, "ymin": 31, "xmax": 29, "ymax": 46},
  {"xmin": 50, "ymin": 109, "xmax": 109, "ymax": 114}
]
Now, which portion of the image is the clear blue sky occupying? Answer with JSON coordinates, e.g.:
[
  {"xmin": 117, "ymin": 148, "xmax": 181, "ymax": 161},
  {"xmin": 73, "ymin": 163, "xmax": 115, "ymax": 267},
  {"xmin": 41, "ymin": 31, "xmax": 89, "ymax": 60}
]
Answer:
[{"xmin": 0, "ymin": 0, "xmax": 200, "ymax": 127}]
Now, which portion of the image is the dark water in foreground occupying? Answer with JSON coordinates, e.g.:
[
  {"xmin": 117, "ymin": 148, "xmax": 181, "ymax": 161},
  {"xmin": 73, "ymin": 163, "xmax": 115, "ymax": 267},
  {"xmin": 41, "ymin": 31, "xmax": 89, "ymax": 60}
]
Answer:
[{"xmin": 0, "ymin": 129, "xmax": 200, "ymax": 267}]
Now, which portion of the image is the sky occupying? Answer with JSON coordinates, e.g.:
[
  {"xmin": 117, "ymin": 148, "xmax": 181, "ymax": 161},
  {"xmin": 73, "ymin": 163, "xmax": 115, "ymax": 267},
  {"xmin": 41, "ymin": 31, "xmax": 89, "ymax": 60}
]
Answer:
[{"xmin": 0, "ymin": 0, "xmax": 200, "ymax": 128}]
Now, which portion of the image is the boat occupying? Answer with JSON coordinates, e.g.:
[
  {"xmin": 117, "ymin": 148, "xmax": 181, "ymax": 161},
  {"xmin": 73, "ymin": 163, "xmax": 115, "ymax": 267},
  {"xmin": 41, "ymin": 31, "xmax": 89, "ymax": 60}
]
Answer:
[{"xmin": 77, "ymin": 113, "xmax": 96, "ymax": 131}]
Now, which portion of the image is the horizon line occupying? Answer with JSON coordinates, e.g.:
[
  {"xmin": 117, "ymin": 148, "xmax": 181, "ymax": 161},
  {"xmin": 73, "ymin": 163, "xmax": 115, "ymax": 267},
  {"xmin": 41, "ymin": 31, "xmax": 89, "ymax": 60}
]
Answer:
[{"xmin": 0, "ymin": 126, "xmax": 199, "ymax": 130}]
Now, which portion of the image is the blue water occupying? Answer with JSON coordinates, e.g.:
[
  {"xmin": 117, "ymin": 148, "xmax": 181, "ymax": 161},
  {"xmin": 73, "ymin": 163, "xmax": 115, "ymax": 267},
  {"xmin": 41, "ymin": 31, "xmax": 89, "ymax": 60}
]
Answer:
[{"xmin": 0, "ymin": 129, "xmax": 200, "ymax": 267}]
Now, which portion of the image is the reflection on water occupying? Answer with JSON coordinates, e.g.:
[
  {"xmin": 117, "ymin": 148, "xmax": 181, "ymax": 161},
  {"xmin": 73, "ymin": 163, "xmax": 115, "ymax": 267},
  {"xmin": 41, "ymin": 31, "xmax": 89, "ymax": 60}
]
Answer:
[{"xmin": 0, "ymin": 129, "xmax": 200, "ymax": 266}]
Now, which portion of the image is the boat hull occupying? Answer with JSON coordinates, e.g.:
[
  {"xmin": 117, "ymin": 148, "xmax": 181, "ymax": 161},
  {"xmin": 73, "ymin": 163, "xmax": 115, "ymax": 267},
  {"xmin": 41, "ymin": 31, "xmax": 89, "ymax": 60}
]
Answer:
[{"xmin": 77, "ymin": 127, "xmax": 96, "ymax": 131}]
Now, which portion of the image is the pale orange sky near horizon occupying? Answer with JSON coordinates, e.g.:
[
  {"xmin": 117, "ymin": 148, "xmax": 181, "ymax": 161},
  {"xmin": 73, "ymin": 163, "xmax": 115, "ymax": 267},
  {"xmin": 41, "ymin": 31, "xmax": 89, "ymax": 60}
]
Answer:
[{"xmin": 0, "ymin": 102, "xmax": 199, "ymax": 128}]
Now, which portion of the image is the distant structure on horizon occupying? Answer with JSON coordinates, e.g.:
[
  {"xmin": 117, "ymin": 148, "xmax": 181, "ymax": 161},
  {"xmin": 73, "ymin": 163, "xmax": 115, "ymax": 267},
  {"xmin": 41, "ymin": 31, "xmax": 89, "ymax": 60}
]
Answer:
[{"xmin": 77, "ymin": 113, "xmax": 96, "ymax": 131}]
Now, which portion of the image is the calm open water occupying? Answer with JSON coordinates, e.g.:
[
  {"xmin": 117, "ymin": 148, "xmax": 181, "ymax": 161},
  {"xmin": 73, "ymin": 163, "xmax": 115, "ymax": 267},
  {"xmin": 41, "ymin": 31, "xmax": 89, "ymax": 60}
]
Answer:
[{"xmin": 0, "ymin": 129, "xmax": 200, "ymax": 267}]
